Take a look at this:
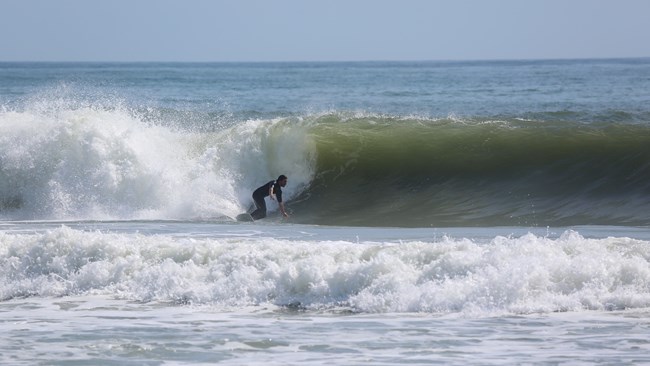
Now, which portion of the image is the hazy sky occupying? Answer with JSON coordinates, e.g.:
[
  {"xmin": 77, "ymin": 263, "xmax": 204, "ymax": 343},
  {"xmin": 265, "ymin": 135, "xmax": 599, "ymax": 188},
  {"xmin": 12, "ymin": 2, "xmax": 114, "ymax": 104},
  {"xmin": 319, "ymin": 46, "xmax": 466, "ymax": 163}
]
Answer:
[{"xmin": 1, "ymin": 0, "xmax": 649, "ymax": 62}]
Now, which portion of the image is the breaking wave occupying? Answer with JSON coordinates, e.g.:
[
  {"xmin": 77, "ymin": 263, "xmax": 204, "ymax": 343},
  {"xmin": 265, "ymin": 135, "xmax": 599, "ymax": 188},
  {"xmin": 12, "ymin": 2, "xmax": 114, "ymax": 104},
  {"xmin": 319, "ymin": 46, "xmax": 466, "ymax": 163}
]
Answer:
[{"xmin": 1, "ymin": 99, "xmax": 650, "ymax": 227}]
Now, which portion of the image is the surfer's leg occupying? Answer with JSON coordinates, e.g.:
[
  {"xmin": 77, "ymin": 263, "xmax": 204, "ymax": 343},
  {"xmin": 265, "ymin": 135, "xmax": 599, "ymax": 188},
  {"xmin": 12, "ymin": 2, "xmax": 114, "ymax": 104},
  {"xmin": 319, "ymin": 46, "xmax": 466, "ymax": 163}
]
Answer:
[{"xmin": 250, "ymin": 194, "xmax": 267, "ymax": 220}]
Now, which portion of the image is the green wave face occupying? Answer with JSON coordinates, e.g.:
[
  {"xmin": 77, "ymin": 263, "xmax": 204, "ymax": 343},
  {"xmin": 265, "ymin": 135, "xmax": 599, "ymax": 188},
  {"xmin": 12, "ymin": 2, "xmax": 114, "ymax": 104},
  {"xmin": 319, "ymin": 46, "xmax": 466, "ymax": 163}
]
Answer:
[{"xmin": 289, "ymin": 115, "xmax": 650, "ymax": 227}]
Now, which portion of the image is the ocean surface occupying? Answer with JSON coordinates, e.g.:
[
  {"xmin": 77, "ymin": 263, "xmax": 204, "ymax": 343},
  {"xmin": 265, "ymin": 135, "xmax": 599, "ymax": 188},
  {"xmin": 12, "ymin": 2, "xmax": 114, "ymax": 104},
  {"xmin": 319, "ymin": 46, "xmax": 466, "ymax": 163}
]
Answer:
[{"xmin": 1, "ymin": 59, "xmax": 650, "ymax": 364}]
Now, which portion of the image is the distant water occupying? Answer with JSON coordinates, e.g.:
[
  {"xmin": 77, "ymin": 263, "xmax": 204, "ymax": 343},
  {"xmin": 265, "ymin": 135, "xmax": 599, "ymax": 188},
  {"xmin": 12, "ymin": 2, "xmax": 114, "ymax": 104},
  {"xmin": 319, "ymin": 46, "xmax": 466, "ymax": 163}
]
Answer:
[{"xmin": 1, "ymin": 60, "xmax": 650, "ymax": 364}]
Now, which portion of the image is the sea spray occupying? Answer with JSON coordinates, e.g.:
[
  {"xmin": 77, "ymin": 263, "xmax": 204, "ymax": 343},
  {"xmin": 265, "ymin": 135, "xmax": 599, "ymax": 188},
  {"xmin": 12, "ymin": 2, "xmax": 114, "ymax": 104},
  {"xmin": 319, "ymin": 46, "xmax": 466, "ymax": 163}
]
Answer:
[{"xmin": 0, "ymin": 104, "xmax": 316, "ymax": 220}]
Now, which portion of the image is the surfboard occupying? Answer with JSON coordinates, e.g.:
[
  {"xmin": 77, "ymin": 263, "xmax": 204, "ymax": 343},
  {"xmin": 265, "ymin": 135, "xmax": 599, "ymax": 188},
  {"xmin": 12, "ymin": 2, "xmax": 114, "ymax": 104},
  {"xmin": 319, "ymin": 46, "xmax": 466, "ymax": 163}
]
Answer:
[{"xmin": 236, "ymin": 213, "xmax": 254, "ymax": 222}]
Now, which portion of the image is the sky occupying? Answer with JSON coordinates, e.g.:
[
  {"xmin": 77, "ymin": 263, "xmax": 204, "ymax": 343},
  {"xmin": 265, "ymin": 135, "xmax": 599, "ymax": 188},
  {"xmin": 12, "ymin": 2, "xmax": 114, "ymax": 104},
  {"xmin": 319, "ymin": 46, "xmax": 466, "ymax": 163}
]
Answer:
[{"xmin": 1, "ymin": 0, "xmax": 649, "ymax": 62}]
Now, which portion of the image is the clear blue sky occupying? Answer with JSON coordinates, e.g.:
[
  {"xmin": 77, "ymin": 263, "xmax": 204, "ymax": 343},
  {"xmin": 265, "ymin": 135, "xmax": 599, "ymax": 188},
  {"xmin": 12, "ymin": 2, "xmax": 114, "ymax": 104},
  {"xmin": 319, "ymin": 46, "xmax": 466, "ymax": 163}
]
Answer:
[{"xmin": 1, "ymin": 0, "xmax": 649, "ymax": 62}]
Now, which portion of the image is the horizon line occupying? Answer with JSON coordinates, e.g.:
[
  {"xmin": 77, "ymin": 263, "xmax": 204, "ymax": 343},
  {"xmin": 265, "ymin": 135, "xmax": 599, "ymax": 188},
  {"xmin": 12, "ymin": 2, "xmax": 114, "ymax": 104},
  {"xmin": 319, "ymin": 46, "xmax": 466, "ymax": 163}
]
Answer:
[{"xmin": 1, "ymin": 56, "xmax": 649, "ymax": 64}]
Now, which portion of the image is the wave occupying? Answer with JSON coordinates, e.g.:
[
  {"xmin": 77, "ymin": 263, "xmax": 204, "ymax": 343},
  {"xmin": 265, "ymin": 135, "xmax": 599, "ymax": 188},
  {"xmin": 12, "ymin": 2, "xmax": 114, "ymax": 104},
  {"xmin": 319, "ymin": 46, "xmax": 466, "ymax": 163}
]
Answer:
[
  {"xmin": 1, "ymin": 99, "xmax": 649, "ymax": 226},
  {"xmin": 2, "ymin": 226, "xmax": 650, "ymax": 314},
  {"xmin": 294, "ymin": 114, "xmax": 650, "ymax": 226}
]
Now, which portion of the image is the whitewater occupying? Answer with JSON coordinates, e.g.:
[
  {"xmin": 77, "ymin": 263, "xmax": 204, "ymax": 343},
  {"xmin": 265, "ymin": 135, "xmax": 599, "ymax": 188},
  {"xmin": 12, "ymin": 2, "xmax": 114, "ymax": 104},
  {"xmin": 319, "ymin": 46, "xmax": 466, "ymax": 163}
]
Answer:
[
  {"xmin": 0, "ymin": 103, "xmax": 315, "ymax": 221},
  {"xmin": 1, "ymin": 60, "xmax": 650, "ymax": 364}
]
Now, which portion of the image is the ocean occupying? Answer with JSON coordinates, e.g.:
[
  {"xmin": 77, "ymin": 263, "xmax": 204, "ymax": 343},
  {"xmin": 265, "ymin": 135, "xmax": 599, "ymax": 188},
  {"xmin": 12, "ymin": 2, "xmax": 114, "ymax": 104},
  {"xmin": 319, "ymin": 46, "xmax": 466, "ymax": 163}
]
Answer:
[{"xmin": 1, "ymin": 59, "xmax": 650, "ymax": 364}]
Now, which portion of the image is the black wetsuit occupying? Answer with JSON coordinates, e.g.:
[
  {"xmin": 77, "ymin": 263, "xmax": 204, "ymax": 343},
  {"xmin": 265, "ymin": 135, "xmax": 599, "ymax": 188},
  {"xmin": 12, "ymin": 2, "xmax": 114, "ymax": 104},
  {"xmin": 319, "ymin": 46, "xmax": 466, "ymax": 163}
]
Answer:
[{"xmin": 250, "ymin": 180, "xmax": 283, "ymax": 220}]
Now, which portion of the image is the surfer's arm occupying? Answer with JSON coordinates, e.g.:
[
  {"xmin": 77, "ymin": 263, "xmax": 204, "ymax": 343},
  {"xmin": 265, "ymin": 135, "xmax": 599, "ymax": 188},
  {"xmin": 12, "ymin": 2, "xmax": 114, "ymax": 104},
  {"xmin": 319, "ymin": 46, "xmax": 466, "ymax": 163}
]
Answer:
[
  {"xmin": 269, "ymin": 185, "xmax": 276, "ymax": 200},
  {"xmin": 278, "ymin": 202, "xmax": 289, "ymax": 218}
]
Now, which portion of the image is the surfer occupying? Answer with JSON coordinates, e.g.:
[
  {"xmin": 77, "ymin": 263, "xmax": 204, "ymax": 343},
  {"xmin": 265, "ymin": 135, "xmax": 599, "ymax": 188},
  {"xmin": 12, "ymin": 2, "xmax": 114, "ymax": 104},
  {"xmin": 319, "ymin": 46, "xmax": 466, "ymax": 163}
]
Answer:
[{"xmin": 250, "ymin": 175, "xmax": 289, "ymax": 220}]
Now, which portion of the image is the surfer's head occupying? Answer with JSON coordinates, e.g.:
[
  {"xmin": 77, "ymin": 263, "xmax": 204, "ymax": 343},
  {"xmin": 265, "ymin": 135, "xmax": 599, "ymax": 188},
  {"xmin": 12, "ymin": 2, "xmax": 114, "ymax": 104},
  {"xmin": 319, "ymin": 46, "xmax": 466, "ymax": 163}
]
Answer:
[{"xmin": 277, "ymin": 175, "xmax": 288, "ymax": 187}]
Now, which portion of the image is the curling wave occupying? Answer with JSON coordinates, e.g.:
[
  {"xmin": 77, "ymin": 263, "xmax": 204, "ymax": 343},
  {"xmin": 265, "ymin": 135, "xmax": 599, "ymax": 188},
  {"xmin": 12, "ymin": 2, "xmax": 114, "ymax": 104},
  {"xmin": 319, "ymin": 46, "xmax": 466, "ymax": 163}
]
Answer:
[{"xmin": 1, "ymin": 102, "xmax": 649, "ymax": 227}]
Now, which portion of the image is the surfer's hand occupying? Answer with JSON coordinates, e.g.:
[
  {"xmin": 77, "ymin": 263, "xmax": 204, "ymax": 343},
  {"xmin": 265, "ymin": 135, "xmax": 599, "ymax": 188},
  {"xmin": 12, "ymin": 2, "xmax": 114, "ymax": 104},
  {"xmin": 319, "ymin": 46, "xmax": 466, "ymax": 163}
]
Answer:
[{"xmin": 282, "ymin": 212, "xmax": 289, "ymax": 218}]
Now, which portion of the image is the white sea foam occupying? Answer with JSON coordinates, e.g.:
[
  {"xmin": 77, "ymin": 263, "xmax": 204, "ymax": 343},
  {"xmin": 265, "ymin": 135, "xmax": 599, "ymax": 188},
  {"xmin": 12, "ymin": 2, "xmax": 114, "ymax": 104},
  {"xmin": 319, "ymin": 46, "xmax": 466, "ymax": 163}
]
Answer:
[
  {"xmin": 0, "ymin": 103, "xmax": 315, "ymax": 220},
  {"xmin": 2, "ymin": 226, "xmax": 649, "ymax": 315}
]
